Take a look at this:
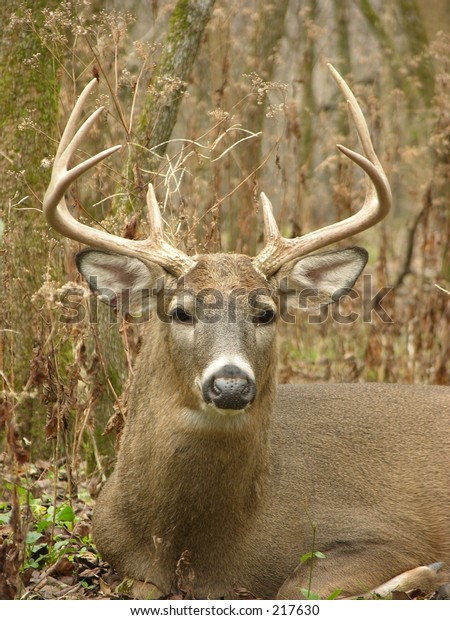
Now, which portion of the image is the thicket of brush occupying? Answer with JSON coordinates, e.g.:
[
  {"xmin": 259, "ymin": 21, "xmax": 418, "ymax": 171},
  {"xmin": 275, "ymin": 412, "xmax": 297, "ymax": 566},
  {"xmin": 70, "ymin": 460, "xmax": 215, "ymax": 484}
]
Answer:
[{"xmin": 0, "ymin": 0, "xmax": 449, "ymax": 599}]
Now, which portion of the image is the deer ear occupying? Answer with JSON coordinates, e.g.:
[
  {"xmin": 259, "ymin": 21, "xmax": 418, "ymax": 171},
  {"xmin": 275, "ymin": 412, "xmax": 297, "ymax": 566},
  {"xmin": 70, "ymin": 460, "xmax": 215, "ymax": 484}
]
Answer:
[
  {"xmin": 76, "ymin": 249, "xmax": 168, "ymax": 314},
  {"xmin": 272, "ymin": 247, "xmax": 368, "ymax": 311}
]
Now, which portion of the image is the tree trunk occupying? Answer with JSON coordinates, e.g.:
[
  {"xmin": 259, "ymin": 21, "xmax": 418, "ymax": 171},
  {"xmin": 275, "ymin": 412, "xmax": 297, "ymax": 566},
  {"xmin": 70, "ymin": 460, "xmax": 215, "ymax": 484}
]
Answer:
[
  {"xmin": 231, "ymin": 0, "xmax": 290, "ymax": 254},
  {"xmin": 139, "ymin": 0, "xmax": 216, "ymax": 166}
]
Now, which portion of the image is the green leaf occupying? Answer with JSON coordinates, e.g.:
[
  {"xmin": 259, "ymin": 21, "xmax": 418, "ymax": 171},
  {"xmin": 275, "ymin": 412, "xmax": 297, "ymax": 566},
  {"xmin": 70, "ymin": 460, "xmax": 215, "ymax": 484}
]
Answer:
[
  {"xmin": 31, "ymin": 542, "xmax": 48, "ymax": 554},
  {"xmin": 326, "ymin": 588, "xmax": 343, "ymax": 600},
  {"xmin": 314, "ymin": 551, "xmax": 326, "ymax": 559},
  {"xmin": 299, "ymin": 551, "xmax": 314, "ymax": 564},
  {"xmin": 56, "ymin": 505, "xmax": 75, "ymax": 523},
  {"xmin": 54, "ymin": 539, "xmax": 70, "ymax": 550},
  {"xmin": 299, "ymin": 588, "xmax": 321, "ymax": 600},
  {"xmin": 37, "ymin": 518, "xmax": 51, "ymax": 533},
  {"xmin": 26, "ymin": 531, "xmax": 43, "ymax": 545},
  {"xmin": 300, "ymin": 550, "xmax": 326, "ymax": 564}
]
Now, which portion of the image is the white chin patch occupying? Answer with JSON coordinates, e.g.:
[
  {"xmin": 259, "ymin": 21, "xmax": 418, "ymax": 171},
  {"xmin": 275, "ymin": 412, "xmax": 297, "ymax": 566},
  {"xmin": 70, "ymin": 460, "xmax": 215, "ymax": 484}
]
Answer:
[
  {"xmin": 204, "ymin": 403, "xmax": 245, "ymax": 416},
  {"xmin": 181, "ymin": 405, "xmax": 250, "ymax": 431}
]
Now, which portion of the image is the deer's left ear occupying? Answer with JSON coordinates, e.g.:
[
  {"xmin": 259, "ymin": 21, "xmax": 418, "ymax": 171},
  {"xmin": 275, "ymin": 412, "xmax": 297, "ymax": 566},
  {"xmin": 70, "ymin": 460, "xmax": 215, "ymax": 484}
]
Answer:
[{"xmin": 271, "ymin": 247, "xmax": 368, "ymax": 311}]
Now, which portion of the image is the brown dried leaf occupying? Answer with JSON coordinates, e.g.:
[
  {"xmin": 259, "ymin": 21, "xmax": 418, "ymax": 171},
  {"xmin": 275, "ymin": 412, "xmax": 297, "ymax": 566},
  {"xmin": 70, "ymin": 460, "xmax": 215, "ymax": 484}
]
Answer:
[
  {"xmin": 99, "ymin": 577, "xmax": 111, "ymax": 596},
  {"xmin": 78, "ymin": 567, "xmax": 101, "ymax": 579},
  {"xmin": 72, "ymin": 522, "xmax": 91, "ymax": 539},
  {"xmin": 54, "ymin": 556, "xmax": 75, "ymax": 577},
  {"xmin": 29, "ymin": 345, "xmax": 48, "ymax": 387},
  {"xmin": 1, "ymin": 397, "xmax": 29, "ymax": 465},
  {"xmin": 123, "ymin": 215, "xmax": 139, "ymax": 240}
]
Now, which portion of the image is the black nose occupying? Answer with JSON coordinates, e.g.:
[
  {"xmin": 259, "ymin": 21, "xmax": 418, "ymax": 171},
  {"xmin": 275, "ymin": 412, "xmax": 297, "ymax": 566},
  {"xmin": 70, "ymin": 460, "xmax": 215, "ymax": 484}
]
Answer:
[{"xmin": 202, "ymin": 364, "xmax": 256, "ymax": 410}]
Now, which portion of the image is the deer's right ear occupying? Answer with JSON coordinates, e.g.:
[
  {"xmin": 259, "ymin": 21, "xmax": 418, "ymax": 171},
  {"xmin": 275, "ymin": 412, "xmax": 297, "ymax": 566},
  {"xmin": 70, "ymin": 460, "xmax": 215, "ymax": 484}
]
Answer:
[{"xmin": 76, "ymin": 249, "xmax": 168, "ymax": 313}]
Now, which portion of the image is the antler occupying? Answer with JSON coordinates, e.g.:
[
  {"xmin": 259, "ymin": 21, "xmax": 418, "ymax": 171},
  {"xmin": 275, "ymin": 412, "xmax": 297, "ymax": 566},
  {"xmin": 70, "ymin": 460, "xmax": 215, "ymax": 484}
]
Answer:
[
  {"xmin": 43, "ymin": 78, "xmax": 195, "ymax": 277},
  {"xmin": 252, "ymin": 63, "xmax": 392, "ymax": 277},
  {"xmin": 44, "ymin": 70, "xmax": 391, "ymax": 280}
]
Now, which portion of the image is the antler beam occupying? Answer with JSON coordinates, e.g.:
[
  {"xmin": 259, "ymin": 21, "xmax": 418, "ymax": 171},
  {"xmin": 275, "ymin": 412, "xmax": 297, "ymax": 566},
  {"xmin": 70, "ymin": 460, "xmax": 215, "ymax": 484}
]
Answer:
[
  {"xmin": 43, "ymin": 78, "xmax": 195, "ymax": 277},
  {"xmin": 252, "ymin": 63, "xmax": 392, "ymax": 277}
]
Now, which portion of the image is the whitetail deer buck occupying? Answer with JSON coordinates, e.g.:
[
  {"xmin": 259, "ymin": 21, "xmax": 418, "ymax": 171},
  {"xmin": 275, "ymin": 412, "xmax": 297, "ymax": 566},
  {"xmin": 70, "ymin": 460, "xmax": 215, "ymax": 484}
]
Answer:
[{"xmin": 43, "ymin": 65, "xmax": 450, "ymax": 600}]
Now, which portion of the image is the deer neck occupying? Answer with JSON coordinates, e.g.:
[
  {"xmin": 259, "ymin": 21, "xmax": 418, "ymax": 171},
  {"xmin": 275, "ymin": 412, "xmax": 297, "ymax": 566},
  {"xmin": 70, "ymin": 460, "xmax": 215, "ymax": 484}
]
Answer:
[{"xmin": 120, "ymin": 323, "xmax": 276, "ymax": 542}]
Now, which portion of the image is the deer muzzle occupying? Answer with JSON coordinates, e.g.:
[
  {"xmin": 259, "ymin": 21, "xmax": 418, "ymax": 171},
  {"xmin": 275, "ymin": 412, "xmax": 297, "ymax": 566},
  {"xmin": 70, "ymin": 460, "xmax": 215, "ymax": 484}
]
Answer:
[{"xmin": 202, "ymin": 364, "xmax": 256, "ymax": 410}]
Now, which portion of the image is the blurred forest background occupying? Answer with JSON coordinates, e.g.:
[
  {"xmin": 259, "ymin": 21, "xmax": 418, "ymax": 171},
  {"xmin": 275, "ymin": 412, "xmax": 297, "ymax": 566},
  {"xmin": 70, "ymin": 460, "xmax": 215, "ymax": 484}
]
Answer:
[{"xmin": 0, "ymin": 0, "xmax": 449, "ymax": 599}]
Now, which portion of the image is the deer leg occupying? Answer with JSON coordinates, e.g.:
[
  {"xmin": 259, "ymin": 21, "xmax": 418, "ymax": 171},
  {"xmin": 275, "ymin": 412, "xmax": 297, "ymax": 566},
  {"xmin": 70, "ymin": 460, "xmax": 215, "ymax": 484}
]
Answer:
[
  {"xmin": 93, "ymin": 475, "xmax": 160, "ymax": 584},
  {"xmin": 276, "ymin": 547, "xmax": 448, "ymax": 599},
  {"xmin": 130, "ymin": 580, "xmax": 164, "ymax": 600},
  {"xmin": 363, "ymin": 562, "xmax": 449, "ymax": 599}
]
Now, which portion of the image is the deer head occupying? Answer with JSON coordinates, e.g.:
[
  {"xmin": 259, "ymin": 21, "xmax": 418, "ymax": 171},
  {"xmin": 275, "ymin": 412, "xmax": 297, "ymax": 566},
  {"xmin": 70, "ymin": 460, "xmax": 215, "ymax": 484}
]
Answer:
[{"xmin": 43, "ymin": 65, "xmax": 391, "ymax": 414}]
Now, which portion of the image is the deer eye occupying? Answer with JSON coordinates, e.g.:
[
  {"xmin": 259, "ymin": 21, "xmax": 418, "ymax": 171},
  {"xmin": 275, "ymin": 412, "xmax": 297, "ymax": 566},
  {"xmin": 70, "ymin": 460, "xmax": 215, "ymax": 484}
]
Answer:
[
  {"xmin": 171, "ymin": 307, "xmax": 194, "ymax": 325},
  {"xmin": 252, "ymin": 309, "xmax": 276, "ymax": 325}
]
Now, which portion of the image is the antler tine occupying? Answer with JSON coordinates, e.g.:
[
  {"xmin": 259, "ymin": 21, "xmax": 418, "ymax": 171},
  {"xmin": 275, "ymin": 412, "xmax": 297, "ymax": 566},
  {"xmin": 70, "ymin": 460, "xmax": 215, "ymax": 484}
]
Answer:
[
  {"xmin": 139, "ymin": 183, "xmax": 196, "ymax": 270},
  {"xmin": 146, "ymin": 183, "xmax": 165, "ymax": 237},
  {"xmin": 43, "ymin": 81, "xmax": 195, "ymax": 278},
  {"xmin": 327, "ymin": 64, "xmax": 380, "ymax": 166},
  {"xmin": 260, "ymin": 192, "xmax": 281, "ymax": 240},
  {"xmin": 55, "ymin": 79, "xmax": 98, "ymax": 160},
  {"xmin": 252, "ymin": 64, "xmax": 392, "ymax": 278},
  {"xmin": 252, "ymin": 193, "xmax": 285, "ymax": 275}
]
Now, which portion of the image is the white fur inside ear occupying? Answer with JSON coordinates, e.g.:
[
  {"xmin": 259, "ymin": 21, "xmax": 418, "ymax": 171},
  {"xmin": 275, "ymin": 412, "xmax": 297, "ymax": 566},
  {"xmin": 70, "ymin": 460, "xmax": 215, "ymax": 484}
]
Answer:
[
  {"xmin": 76, "ymin": 250, "xmax": 161, "ymax": 314},
  {"xmin": 290, "ymin": 248, "xmax": 367, "ymax": 296},
  {"xmin": 276, "ymin": 247, "xmax": 368, "ymax": 310},
  {"xmin": 78, "ymin": 252, "xmax": 151, "ymax": 296}
]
